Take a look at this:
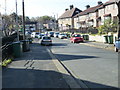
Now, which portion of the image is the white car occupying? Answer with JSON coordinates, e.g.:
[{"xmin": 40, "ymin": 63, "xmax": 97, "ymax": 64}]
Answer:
[
  {"xmin": 31, "ymin": 32, "xmax": 36, "ymax": 38},
  {"xmin": 31, "ymin": 32, "xmax": 40, "ymax": 38},
  {"xmin": 54, "ymin": 32, "xmax": 59, "ymax": 37},
  {"xmin": 58, "ymin": 33, "xmax": 67, "ymax": 39},
  {"xmin": 40, "ymin": 36, "xmax": 52, "ymax": 46},
  {"xmin": 114, "ymin": 38, "xmax": 120, "ymax": 52}
]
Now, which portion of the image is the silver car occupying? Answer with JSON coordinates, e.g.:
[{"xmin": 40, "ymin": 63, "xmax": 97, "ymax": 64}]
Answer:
[
  {"xmin": 41, "ymin": 36, "xmax": 52, "ymax": 45},
  {"xmin": 114, "ymin": 38, "xmax": 120, "ymax": 52},
  {"xmin": 58, "ymin": 33, "xmax": 67, "ymax": 39}
]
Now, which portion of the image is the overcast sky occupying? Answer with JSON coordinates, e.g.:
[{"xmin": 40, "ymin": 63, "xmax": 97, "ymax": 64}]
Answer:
[{"xmin": 0, "ymin": 0, "xmax": 108, "ymax": 18}]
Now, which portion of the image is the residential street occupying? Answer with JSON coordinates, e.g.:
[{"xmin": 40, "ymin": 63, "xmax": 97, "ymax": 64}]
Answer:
[
  {"xmin": 1, "ymin": 0, "xmax": 120, "ymax": 89},
  {"xmin": 2, "ymin": 38, "xmax": 119, "ymax": 89},
  {"xmin": 49, "ymin": 38, "xmax": 118, "ymax": 89}
]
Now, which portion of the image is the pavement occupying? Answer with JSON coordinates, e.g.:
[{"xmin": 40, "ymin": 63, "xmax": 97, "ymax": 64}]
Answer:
[
  {"xmin": 64, "ymin": 38, "xmax": 115, "ymax": 51},
  {"xmin": 81, "ymin": 41, "xmax": 115, "ymax": 51}
]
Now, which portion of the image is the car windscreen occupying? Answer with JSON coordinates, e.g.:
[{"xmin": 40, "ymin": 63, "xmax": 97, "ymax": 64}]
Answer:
[
  {"xmin": 36, "ymin": 32, "xmax": 40, "ymax": 35},
  {"xmin": 55, "ymin": 33, "xmax": 59, "ymax": 34},
  {"xmin": 43, "ymin": 37, "xmax": 51, "ymax": 39}
]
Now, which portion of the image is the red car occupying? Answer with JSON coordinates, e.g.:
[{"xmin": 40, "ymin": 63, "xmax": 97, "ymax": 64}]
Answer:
[{"xmin": 70, "ymin": 34, "xmax": 84, "ymax": 43}]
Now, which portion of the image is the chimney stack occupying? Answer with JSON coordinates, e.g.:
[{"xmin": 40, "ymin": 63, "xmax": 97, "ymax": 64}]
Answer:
[
  {"xmin": 70, "ymin": 5, "xmax": 74, "ymax": 10},
  {"xmin": 65, "ymin": 8, "xmax": 69, "ymax": 11},
  {"xmin": 86, "ymin": 5, "xmax": 90, "ymax": 9},
  {"xmin": 98, "ymin": 1, "xmax": 103, "ymax": 5}
]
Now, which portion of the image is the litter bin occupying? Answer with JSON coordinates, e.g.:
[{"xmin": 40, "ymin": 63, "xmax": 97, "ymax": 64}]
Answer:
[
  {"xmin": 104, "ymin": 35, "xmax": 108, "ymax": 43},
  {"xmin": 66, "ymin": 33, "xmax": 70, "ymax": 38},
  {"xmin": 108, "ymin": 35, "xmax": 113, "ymax": 44},
  {"xmin": 82, "ymin": 35, "xmax": 86, "ymax": 40},
  {"xmin": 21, "ymin": 40, "xmax": 30, "ymax": 52},
  {"xmin": 28, "ymin": 38, "xmax": 32, "ymax": 44},
  {"xmin": 86, "ymin": 35, "xmax": 89, "ymax": 40},
  {"xmin": 12, "ymin": 41, "xmax": 22, "ymax": 58},
  {"xmin": 83, "ymin": 35, "xmax": 89, "ymax": 40}
]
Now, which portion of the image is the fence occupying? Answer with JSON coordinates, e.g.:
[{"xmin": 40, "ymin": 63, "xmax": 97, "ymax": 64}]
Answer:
[{"xmin": 2, "ymin": 33, "xmax": 17, "ymax": 61}]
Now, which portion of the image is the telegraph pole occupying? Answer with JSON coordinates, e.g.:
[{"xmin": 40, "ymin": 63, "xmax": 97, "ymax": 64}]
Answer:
[
  {"xmin": 16, "ymin": 0, "xmax": 19, "ymax": 41},
  {"xmin": 22, "ymin": 0, "xmax": 26, "ymax": 40},
  {"xmin": 5, "ymin": 0, "xmax": 7, "ymax": 15}
]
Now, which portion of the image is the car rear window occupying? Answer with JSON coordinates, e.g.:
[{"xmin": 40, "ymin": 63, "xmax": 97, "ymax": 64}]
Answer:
[
  {"xmin": 73, "ymin": 34, "xmax": 81, "ymax": 37},
  {"xmin": 50, "ymin": 32, "xmax": 54, "ymax": 34},
  {"xmin": 60, "ymin": 34, "xmax": 65, "ymax": 35},
  {"xmin": 43, "ymin": 37, "xmax": 51, "ymax": 39}
]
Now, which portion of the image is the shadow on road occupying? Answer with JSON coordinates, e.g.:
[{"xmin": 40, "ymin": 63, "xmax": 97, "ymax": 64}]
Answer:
[
  {"xmin": 2, "ymin": 67, "xmax": 118, "ymax": 89},
  {"xmin": 52, "ymin": 43, "xmax": 67, "ymax": 47},
  {"xmin": 2, "ymin": 67, "xmax": 69, "ymax": 88},
  {"xmin": 54, "ymin": 54, "xmax": 99, "ymax": 61}
]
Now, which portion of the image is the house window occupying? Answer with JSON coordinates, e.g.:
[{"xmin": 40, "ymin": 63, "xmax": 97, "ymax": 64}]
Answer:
[
  {"xmin": 106, "ymin": 6, "xmax": 109, "ymax": 11},
  {"xmin": 89, "ymin": 13, "xmax": 92, "ymax": 17},
  {"xmin": 105, "ymin": 16, "xmax": 111, "ymax": 20},
  {"xmin": 100, "ymin": 9, "xmax": 104, "ymax": 14},
  {"xmin": 113, "ymin": 4, "xmax": 115, "ymax": 9}
]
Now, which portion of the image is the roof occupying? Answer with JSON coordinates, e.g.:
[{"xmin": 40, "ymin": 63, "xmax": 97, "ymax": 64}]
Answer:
[
  {"xmin": 74, "ymin": 0, "xmax": 117, "ymax": 17},
  {"xmin": 59, "ymin": 8, "xmax": 82, "ymax": 19},
  {"xmin": 104, "ymin": 0, "xmax": 116, "ymax": 5},
  {"xmin": 98, "ymin": 0, "xmax": 116, "ymax": 9},
  {"xmin": 116, "ymin": 0, "xmax": 120, "ymax": 2},
  {"xmin": 74, "ymin": 4, "xmax": 102, "ymax": 17}
]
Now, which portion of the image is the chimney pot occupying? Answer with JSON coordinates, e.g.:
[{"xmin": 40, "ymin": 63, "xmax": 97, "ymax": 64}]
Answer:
[
  {"xmin": 65, "ymin": 8, "xmax": 69, "ymax": 11},
  {"xmin": 70, "ymin": 5, "xmax": 74, "ymax": 10},
  {"xmin": 98, "ymin": 1, "xmax": 103, "ymax": 5},
  {"xmin": 86, "ymin": 5, "xmax": 90, "ymax": 9}
]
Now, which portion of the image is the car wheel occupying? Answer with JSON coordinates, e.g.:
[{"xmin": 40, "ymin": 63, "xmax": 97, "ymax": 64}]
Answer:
[
  {"xmin": 115, "ymin": 47, "xmax": 118, "ymax": 52},
  {"xmin": 73, "ymin": 41, "xmax": 75, "ymax": 43}
]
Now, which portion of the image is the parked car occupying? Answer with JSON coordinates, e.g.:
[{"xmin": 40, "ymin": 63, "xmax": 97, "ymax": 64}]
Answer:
[
  {"xmin": 114, "ymin": 38, "xmax": 120, "ymax": 52},
  {"xmin": 25, "ymin": 31, "xmax": 31, "ymax": 35},
  {"xmin": 58, "ymin": 33, "xmax": 67, "ymax": 39},
  {"xmin": 40, "ymin": 36, "xmax": 52, "ymax": 45},
  {"xmin": 40, "ymin": 33, "xmax": 45, "ymax": 39},
  {"xmin": 48, "ymin": 32, "xmax": 54, "ymax": 37},
  {"xmin": 31, "ymin": 32, "xmax": 36, "ymax": 38},
  {"xmin": 54, "ymin": 32, "xmax": 59, "ymax": 38},
  {"xmin": 70, "ymin": 34, "xmax": 84, "ymax": 43},
  {"xmin": 31, "ymin": 32, "xmax": 40, "ymax": 38},
  {"xmin": 35, "ymin": 32, "xmax": 41, "ymax": 38}
]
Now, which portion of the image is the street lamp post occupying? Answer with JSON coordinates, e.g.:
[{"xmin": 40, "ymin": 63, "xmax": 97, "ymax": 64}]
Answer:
[{"xmin": 22, "ymin": 0, "xmax": 26, "ymax": 40}]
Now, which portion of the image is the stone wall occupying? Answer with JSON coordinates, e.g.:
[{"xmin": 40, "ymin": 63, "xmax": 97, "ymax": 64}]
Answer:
[{"xmin": 89, "ymin": 33, "xmax": 118, "ymax": 43}]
